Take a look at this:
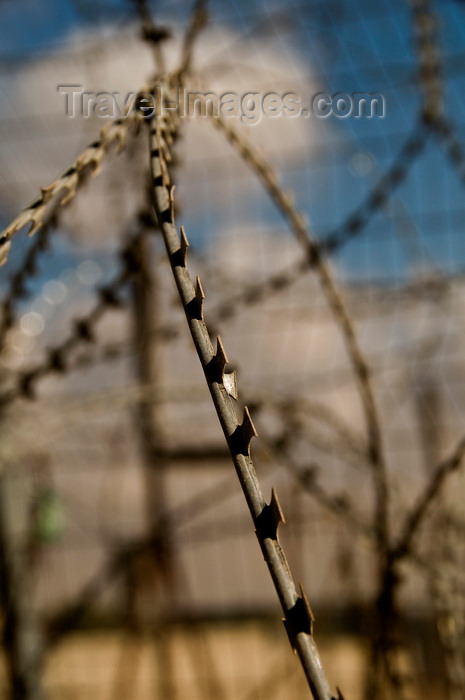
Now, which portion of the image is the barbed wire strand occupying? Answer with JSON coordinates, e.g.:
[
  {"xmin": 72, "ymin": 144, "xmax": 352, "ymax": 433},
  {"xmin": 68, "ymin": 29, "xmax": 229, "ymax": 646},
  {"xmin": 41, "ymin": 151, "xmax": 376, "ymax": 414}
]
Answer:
[{"xmin": 149, "ymin": 104, "xmax": 341, "ymax": 700}]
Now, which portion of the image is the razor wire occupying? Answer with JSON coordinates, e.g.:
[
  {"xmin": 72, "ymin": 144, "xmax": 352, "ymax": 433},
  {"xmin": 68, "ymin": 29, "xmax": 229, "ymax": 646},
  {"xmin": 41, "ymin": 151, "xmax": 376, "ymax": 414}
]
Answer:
[{"xmin": 149, "ymin": 100, "xmax": 341, "ymax": 700}]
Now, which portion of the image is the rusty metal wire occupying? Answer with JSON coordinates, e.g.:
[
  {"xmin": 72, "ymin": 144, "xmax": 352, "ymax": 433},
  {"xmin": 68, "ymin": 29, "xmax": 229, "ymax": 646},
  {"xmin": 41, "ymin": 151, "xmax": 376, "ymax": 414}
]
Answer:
[{"xmin": 149, "ymin": 106, "xmax": 340, "ymax": 700}]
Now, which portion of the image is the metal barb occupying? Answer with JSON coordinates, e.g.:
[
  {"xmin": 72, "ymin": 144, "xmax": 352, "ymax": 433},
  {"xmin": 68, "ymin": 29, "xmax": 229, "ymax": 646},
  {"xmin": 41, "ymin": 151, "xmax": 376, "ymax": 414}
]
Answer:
[
  {"xmin": 255, "ymin": 487, "xmax": 285, "ymax": 541},
  {"xmin": 213, "ymin": 336, "xmax": 238, "ymax": 399},
  {"xmin": 229, "ymin": 406, "xmax": 258, "ymax": 457},
  {"xmin": 179, "ymin": 225, "xmax": 190, "ymax": 266}
]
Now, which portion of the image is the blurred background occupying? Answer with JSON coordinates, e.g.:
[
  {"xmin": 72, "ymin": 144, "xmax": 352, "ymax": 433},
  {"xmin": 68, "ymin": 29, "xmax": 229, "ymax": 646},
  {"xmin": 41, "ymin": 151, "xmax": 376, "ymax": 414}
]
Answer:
[{"xmin": 1, "ymin": 1, "xmax": 465, "ymax": 699}]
